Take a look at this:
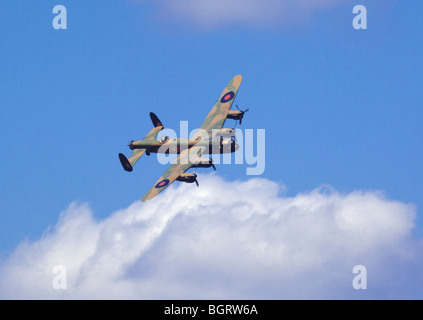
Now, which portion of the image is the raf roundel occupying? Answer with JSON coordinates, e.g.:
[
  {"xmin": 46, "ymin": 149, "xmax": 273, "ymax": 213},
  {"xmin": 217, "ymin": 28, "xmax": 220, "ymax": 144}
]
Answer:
[
  {"xmin": 155, "ymin": 179, "xmax": 170, "ymax": 189},
  {"xmin": 220, "ymin": 91, "xmax": 235, "ymax": 103}
]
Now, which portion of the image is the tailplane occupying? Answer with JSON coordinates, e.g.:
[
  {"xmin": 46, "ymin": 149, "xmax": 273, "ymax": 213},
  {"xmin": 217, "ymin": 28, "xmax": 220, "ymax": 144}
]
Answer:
[{"xmin": 119, "ymin": 112, "xmax": 164, "ymax": 172}]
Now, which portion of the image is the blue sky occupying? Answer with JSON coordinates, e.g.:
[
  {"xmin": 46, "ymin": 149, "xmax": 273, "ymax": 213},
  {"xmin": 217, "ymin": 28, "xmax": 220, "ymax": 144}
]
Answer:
[{"xmin": 1, "ymin": 1, "xmax": 422, "ymax": 299}]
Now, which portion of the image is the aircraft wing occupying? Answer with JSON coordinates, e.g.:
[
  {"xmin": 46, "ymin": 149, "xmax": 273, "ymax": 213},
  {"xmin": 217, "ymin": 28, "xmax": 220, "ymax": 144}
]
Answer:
[
  {"xmin": 192, "ymin": 75, "xmax": 243, "ymax": 140},
  {"xmin": 141, "ymin": 146, "xmax": 205, "ymax": 201}
]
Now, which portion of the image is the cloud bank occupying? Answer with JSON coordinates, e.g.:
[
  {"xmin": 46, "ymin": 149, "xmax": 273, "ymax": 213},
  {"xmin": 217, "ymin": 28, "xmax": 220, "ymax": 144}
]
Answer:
[
  {"xmin": 134, "ymin": 0, "xmax": 342, "ymax": 30},
  {"xmin": 1, "ymin": 175, "xmax": 422, "ymax": 299}
]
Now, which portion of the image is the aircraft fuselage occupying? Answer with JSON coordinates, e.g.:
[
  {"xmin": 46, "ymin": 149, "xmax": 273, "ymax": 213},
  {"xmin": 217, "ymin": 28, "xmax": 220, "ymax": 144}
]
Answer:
[{"xmin": 129, "ymin": 136, "xmax": 238, "ymax": 154}]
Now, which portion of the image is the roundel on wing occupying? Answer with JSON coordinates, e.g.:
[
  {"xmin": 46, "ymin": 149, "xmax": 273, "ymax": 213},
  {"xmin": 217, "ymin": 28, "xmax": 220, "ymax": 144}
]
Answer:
[
  {"xmin": 155, "ymin": 179, "xmax": 170, "ymax": 188},
  {"xmin": 220, "ymin": 91, "xmax": 235, "ymax": 103}
]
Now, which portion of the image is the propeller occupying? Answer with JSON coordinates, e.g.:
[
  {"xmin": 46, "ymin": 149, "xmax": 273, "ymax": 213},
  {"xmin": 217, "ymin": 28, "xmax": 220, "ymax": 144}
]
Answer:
[
  {"xmin": 235, "ymin": 105, "xmax": 249, "ymax": 125},
  {"xmin": 193, "ymin": 174, "xmax": 199, "ymax": 187},
  {"xmin": 212, "ymin": 164, "xmax": 216, "ymax": 171}
]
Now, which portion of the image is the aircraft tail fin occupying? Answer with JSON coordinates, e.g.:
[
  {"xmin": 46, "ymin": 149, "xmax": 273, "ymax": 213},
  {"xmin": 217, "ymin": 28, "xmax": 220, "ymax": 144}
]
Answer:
[
  {"xmin": 119, "ymin": 113, "xmax": 164, "ymax": 172},
  {"xmin": 150, "ymin": 112, "xmax": 164, "ymax": 129}
]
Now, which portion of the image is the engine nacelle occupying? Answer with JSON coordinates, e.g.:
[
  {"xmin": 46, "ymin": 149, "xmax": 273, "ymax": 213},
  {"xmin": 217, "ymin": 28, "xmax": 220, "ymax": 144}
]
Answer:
[
  {"xmin": 226, "ymin": 110, "xmax": 243, "ymax": 120},
  {"xmin": 176, "ymin": 173, "xmax": 198, "ymax": 185},
  {"xmin": 191, "ymin": 157, "xmax": 214, "ymax": 169},
  {"xmin": 227, "ymin": 107, "xmax": 249, "ymax": 125}
]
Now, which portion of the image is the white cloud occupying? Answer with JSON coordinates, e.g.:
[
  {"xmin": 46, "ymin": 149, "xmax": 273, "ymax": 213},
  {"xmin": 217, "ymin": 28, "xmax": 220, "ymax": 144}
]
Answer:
[
  {"xmin": 134, "ymin": 0, "xmax": 343, "ymax": 30},
  {"xmin": 1, "ymin": 175, "xmax": 422, "ymax": 299}
]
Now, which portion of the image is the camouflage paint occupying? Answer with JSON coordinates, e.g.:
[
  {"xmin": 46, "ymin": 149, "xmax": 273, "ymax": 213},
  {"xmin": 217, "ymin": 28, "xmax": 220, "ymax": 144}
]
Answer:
[
  {"xmin": 193, "ymin": 75, "xmax": 243, "ymax": 140},
  {"xmin": 141, "ymin": 146, "xmax": 205, "ymax": 201},
  {"xmin": 120, "ymin": 75, "xmax": 244, "ymax": 202}
]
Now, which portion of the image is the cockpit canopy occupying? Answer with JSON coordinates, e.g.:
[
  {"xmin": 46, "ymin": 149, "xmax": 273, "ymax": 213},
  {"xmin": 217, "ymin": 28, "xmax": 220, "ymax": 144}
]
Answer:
[{"xmin": 159, "ymin": 136, "xmax": 169, "ymax": 143}]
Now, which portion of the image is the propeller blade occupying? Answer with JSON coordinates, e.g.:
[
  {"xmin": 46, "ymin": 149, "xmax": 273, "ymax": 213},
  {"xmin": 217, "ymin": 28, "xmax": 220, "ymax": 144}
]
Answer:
[
  {"xmin": 234, "ymin": 105, "xmax": 249, "ymax": 126},
  {"xmin": 212, "ymin": 164, "xmax": 216, "ymax": 171},
  {"xmin": 195, "ymin": 179, "xmax": 199, "ymax": 187}
]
